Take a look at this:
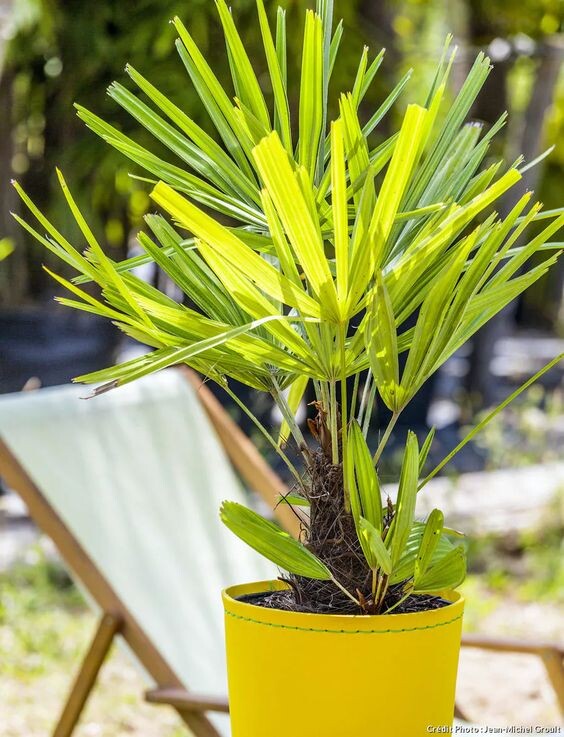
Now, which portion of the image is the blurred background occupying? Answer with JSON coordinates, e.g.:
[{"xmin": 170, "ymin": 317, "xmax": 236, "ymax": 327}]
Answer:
[{"xmin": 0, "ymin": 0, "xmax": 563, "ymax": 734}]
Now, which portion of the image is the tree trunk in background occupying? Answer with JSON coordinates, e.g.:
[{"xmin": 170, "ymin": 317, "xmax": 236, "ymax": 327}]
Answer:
[
  {"xmin": 519, "ymin": 38, "xmax": 564, "ymax": 167},
  {"xmin": 465, "ymin": 12, "xmax": 564, "ymax": 405},
  {"xmin": 518, "ymin": 37, "xmax": 564, "ymax": 330},
  {"xmin": 359, "ymin": 0, "xmax": 399, "ymax": 61},
  {"xmin": 359, "ymin": 0, "xmax": 400, "ymax": 136},
  {"xmin": 0, "ymin": 0, "xmax": 22, "ymax": 305},
  {"xmin": 0, "ymin": 67, "xmax": 23, "ymax": 305},
  {"xmin": 464, "ymin": 0, "xmax": 509, "ymax": 406}
]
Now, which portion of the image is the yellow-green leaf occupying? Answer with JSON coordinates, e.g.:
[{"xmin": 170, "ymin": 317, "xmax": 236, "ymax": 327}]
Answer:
[
  {"xmin": 220, "ymin": 501, "xmax": 331, "ymax": 579},
  {"xmin": 0, "ymin": 238, "xmax": 14, "ymax": 261},
  {"xmin": 151, "ymin": 180, "xmax": 321, "ymax": 319},
  {"xmin": 252, "ymin": 132, "xmax": 339, "ymax": 320},
  {"xmin": 387, "ymin": 432, "xmax": 419, "ymax": 566},
  {"xmin": 358, "ymin": 517, "xmax": 392, "ymax": 574},
  {"xmin": 346, "ymin": 419, "xmax": 383, "ymax": 530},
  {"xmin": 366, "ymin": 272, "xmax": 401, "ymax": 411},
  {"xmin": 331, "ymin": 119, "xmax": 349, "ymax": 305},
  {"xmin": 414, "ymin": 508, "xmax": 444, "ymax": 582}
]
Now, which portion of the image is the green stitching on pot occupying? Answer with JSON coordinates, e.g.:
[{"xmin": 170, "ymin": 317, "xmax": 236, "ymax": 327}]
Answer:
[{"xmin": 225, "ymin": 610, "xmax": 463, "ymax": 634}]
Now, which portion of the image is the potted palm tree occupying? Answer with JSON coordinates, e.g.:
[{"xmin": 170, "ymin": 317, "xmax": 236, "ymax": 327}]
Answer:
[{"xmin": 14, "ymin": 1, "xmax": 563, "ymax": 734}]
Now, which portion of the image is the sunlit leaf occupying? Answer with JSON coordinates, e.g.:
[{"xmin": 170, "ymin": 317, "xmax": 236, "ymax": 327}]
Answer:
[
  {"xmin": 387, "ymin": 432, "xmax": 419, "ymax": 566},
  {"xmin": 277, "ymin": 491, "xmax": 310, "ymax": 508},
  {"xmin": 414, "ymin": 508, "xmax": 444, "ymax": 582},
  {"xmin": 278, "ymin": 375, "xmax": 309, "ymax": 446},
  {"xmin": 358, "ymin": 517, "xmax": 392, "ymax": 575},
  {"xmin": 412, "ymin": 545, "xmax": 466, "ymax": 594},
  {"xmin": 298, "ymin": 10, "xmax": 323, "ymax": 181},
  {"xmin": 346, "ymin": 419, "xmax": 382, "ymax": 530},
  {"xmin": 366, "ymin": 272, "xmax": 401, "ymax": 411},
  {"xmin": 418, "ymin": 427, "xmax": 436, "ymax": 473},
  {"xmin": 220, "ymin": 501, "xmax": 331, "ymax": 579},
  {"xmin": 0, "ymin": 238, "xmax": 14, "ymax": 261},
  {"xmin": 252, "ymin": 132, "xmax": 340, "ymax": 320}
]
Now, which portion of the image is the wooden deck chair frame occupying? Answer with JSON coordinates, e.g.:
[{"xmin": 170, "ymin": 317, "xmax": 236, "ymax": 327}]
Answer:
[{"xmin": 0, "ymin": 367, "xmax": 562, "ymax": 735}]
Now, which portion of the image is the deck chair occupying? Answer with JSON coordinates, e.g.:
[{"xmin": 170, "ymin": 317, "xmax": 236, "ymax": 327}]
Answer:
[
  {"xmin": 0, "ymin": 369, "xmax": 562, "ymax": 735},
  {"xmin": 0, "ymin": 368, "xmax": 298, "ymax": 737}
]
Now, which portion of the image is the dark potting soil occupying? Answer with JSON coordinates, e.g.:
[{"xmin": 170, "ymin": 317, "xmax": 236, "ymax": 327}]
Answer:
[
  {"xmin": 254, "ymin": 448, "xmax": 452, "ymax": 616},
  {"xmin": 238, "ymin": 588, "xmax": 451, "ymax": 615}
]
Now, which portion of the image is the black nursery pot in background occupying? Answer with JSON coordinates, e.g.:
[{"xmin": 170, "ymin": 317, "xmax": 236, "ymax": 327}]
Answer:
[{"xmin": 0, "ymin": 307, "xmax": 120, "ymax": 394}]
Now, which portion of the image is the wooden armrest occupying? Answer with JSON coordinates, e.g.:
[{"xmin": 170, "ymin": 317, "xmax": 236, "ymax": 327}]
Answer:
[
  {"xmin": 462, "ymin": 634, "xmax": 564, "ymax": 657},
  {"xmin": 461, "ymin": 634, "xmax": 564, "ymax": 716},
  {"xmin": 145, "ymin": 688, "xmax": 229, "ymax": 714}
]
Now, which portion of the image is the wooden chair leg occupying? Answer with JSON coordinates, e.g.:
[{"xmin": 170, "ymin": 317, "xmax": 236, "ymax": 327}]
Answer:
[
  {"xmin": 454, "ymin": 703, "xmax": 470, "ymax": 722},
  {"xmin": 539, "ymin": 648, "xmax": 564, "ymax": 715},
  {"xmin": 53, "ymin": 613, "xmax": 122, "ymax": 737}
]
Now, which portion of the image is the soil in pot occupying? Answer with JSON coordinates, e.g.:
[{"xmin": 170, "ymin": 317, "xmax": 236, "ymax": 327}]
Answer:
[
  {"xmin": 258, "ymin": 445, "xmax": 452, "ymax": 616},
  {"xmin": 237, "ymin": 589, "xmax": 451, "ymax": 614}
]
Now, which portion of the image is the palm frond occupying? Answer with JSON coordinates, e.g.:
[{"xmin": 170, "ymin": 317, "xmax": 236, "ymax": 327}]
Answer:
[{"xmin": 14, "ymin": 0, "xmax": 564, "ymax": 611}]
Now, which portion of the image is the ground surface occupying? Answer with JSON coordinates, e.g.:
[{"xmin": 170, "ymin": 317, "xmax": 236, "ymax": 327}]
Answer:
[
  {"xmin": 0, "ymin": 543, "xmax": 189, "ymax": 737},
  {"xmin": 457, "ymin": 586, "xmax": 563, "ymax": 726}
]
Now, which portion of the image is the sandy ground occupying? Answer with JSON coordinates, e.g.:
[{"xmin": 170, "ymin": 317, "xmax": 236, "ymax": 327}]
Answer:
[
  {"xmin": 457, "ymin": 599, "xmax": 563, "ymax": 726},
  {"xmin": 1, "ymin": 609, "xmax": 189, "ymax": 736}
]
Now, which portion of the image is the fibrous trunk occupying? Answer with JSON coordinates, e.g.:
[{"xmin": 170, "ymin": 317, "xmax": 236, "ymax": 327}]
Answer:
[{"xmin": 290, "ymin": 449, "xmax": 370, "ymax": 614}]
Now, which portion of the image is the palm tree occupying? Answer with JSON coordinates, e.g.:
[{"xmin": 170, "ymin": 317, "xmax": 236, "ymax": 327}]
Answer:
[{"xmin": 14, "ymin": 0, "xmax": 563, "ymax": 614}]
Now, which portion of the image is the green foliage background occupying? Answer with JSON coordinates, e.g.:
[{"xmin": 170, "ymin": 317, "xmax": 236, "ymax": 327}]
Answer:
[
  {"xmin": 1, "ymin": 0, "xmax": 563, "ymax": 314},
  {"xmin": 1, "ymin": 0, "xmax": 375, "ymax": 301}
]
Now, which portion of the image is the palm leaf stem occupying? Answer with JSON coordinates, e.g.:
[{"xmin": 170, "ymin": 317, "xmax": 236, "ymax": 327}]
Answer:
[
  {"xmin": 222, "ymin": 380, "xmax": 305, "ymax": 489},
  {"xmin": 373, "ymin": 411, "xmax": 400, "ymax": 466}
]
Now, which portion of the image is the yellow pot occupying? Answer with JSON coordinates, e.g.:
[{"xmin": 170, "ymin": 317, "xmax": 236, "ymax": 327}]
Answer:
[{"xmin": 223, "ymin": 580, "xmax": 464, "ymax": 737}]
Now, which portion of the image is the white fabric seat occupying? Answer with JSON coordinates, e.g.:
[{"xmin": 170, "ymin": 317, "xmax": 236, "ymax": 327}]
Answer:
[{"xmin": 0, "ymin": 370, "xmax": 274, "ymax": 735}]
